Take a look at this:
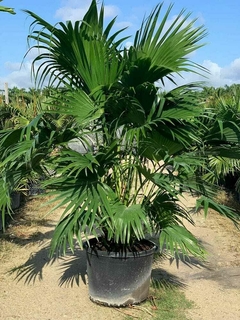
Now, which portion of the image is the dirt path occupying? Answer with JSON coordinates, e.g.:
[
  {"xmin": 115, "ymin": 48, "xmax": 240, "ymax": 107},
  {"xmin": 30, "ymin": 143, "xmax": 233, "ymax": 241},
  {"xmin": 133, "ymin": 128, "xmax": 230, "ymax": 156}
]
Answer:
[
  {"xmin": 0, "ymin": 194, "xmax": 240, "ymax": 320},
  {"xmin": 157, "ymin": 194, "xmax": 240, "ymax": 320},
  {"xmin": 0, "ymin": 197, "xmax": 125, "ymax": 320}
]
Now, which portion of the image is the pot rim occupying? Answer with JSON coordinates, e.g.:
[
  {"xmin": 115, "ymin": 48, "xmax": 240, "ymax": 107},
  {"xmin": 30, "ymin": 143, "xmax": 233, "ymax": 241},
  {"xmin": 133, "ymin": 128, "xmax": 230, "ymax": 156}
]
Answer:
[{"xmin": 84, "ymin": 238, "xmax": 158, "ymax": 258}]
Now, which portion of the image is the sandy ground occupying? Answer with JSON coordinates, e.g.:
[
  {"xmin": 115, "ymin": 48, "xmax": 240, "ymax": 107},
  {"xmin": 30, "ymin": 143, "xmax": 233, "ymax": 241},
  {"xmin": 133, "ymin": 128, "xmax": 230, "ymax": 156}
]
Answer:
[
  {"xmin": 0, "ymin": 193, "xmax": 240, "ymax": 320},
  {"xmin": 158, "ymin": 194, "xmax": 240, "ymax": 320}
]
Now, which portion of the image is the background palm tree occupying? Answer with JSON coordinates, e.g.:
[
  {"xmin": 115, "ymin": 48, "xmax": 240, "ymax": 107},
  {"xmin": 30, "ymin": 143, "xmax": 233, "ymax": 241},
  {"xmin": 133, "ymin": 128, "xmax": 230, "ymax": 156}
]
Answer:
[{"xmin": 198, "ymin": 84, "xmax": 240, "ymax": 193}]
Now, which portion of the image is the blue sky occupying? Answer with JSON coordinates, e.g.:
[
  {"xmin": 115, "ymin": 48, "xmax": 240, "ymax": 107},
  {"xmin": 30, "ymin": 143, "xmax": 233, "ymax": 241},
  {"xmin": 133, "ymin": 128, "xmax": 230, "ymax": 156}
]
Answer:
[{"xmin": 0, "ymin": 0, "xmax": 240, "ymax": 90}]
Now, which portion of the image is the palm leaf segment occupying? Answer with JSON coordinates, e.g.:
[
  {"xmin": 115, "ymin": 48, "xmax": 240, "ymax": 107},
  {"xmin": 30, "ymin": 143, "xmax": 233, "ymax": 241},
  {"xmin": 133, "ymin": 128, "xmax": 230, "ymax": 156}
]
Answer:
[
  {"xmin": 25, "ymin": 1, "xmax": 127, "ymax": 91},
  {"xmin": 0, "ymin": 0, "xmax": 15, "ymax": 14}
]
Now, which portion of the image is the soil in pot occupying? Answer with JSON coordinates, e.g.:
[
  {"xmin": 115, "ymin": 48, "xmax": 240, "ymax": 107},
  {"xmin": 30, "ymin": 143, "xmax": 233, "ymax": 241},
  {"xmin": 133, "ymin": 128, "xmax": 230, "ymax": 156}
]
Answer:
[{"xmin": 85, "ymin": 237, "xmax": 157, "ymax": 307}]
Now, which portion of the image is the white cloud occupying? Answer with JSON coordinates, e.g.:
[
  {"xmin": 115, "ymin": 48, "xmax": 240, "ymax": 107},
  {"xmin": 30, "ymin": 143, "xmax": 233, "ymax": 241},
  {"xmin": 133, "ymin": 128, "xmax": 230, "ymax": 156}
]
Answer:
[
  {"xmin": 1, "ymin": 51, "xmax": 48, "ymax": 89},
  {"xmin": 115, "ymin": 21, "xmax": 133, "ymax": 29},
  {"xmin": 200, "ymin": 59, "xmax": 240, "ymax": 88},
  {"xmin": 55, "ymin": 6, "xmax": 89, "ymax": 22},
  {"xmin": 221, "ymin": 58, "xmax": 240, "ymax": 81},
  {"xmin": 104, "ymin": 5, "xmax": 120, "ymax": 18},
  {"xmin": 0, "ymin": 61, "xmax": 34, "ymax": 89},
  {"xmin": 4, "ymin": 62, "xmax": 22, "ymax": 72},
  {"xmin": 203, "ymin": 60, "xmax": 221, "ymax": 78},
  {"xmin": 1, "ymin": 46, "xmax": 51, "ymax": 89},
  {"xmin": 55, "ymin": 0, "xmax": 120, "ymax": 22},
  {"xmin": 161, "ymin": 58, "xmax": 240, "ymax": 91}
]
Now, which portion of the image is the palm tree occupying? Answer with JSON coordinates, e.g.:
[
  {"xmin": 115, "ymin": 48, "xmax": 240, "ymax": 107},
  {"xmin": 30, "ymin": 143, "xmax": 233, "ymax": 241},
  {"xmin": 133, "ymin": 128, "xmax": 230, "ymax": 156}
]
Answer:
[
  {"xmin": 198, "ymin": 85, "xmax": 240, "ymax": 191},
  {"xmin": 0, "ymin": 87, "xmax": 41, "ymax": 129},
  {"xmin": 1, "ymin": 1, "xmax": 239, "ymax": 258}
]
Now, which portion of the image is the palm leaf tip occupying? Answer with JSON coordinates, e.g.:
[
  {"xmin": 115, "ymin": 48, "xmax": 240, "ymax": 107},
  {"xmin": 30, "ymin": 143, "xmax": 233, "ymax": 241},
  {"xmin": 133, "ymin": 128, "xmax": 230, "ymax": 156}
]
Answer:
[
  {"xmin": 159, "ymin": 225, "xmax": 206, "ymax": 259},
  {"xmin": 0, "ymin": 5, "xmax": 15, "ymax": 14}
]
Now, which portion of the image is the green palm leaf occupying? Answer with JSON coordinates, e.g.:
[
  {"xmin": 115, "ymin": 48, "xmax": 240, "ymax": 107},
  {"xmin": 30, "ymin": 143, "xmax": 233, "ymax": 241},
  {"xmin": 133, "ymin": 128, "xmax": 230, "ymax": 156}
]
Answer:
[
  {"xmin": 159, "ymin": 225, "xmax": 206, "ymax": 259},
  {"xmin": 133, "ymin": 3, "xmax": 207, "ymax": 84},
  {"xmin": 109, "ymin": 204, "xmax": 152, "ymax": 244}
]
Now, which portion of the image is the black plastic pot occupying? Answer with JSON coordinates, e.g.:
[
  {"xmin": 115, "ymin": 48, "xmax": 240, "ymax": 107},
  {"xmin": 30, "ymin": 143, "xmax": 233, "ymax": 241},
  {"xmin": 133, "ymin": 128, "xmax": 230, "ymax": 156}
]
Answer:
[
  {"xmin": 85, "ymin": 238, "xmax": 157, "ymax": 307},
  {"xmin": 28, "ymin": 180, "xmax": 45, "ymax": 196},
  {"xmin": 10, "ymin": 192, "xmax": 21, "ymax": 210}
]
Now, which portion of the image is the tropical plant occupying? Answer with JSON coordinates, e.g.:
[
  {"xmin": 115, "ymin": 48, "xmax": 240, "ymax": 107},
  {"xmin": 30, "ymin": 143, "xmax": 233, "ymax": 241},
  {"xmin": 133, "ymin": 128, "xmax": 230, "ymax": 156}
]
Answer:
[
  {"xmin": 198, "ymin": 85, "xmax": 240, "ymax": 188},
  {"xmin": 0, "ymin": 0, "xmax": 15, "ymax": 14},
  {"xmin": 1, "ymin": 1, "xmax": 239, "ymax": 259}
]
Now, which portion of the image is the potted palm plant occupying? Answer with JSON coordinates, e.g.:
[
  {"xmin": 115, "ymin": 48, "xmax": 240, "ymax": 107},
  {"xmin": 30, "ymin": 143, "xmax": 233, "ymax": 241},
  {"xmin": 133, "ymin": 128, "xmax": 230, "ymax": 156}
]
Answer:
[{"xmin": 1, "ymin": 0, "xmax": 239, "ymax": 306}]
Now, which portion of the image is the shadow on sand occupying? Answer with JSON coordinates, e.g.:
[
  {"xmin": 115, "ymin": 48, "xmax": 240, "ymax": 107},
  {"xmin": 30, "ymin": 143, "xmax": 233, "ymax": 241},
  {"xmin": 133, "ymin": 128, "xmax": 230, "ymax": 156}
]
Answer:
[
  {"xmin": 9, "ymin": 242, "xmax": 211, "ymax": 293},
  {"xmin": 9, "ymin": 243, "xmax": 87, "ymax": 287},
  {"xmin": 151, "ymin": 250, "xmax": 211, "ymax": 290}
]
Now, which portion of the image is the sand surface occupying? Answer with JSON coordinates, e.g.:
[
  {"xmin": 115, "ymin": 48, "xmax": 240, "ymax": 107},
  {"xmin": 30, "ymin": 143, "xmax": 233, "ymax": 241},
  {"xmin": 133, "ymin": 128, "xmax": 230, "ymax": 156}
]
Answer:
[{"xmin": 0, "ymin": 193, "xmax": 239, "ymax": 319}]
